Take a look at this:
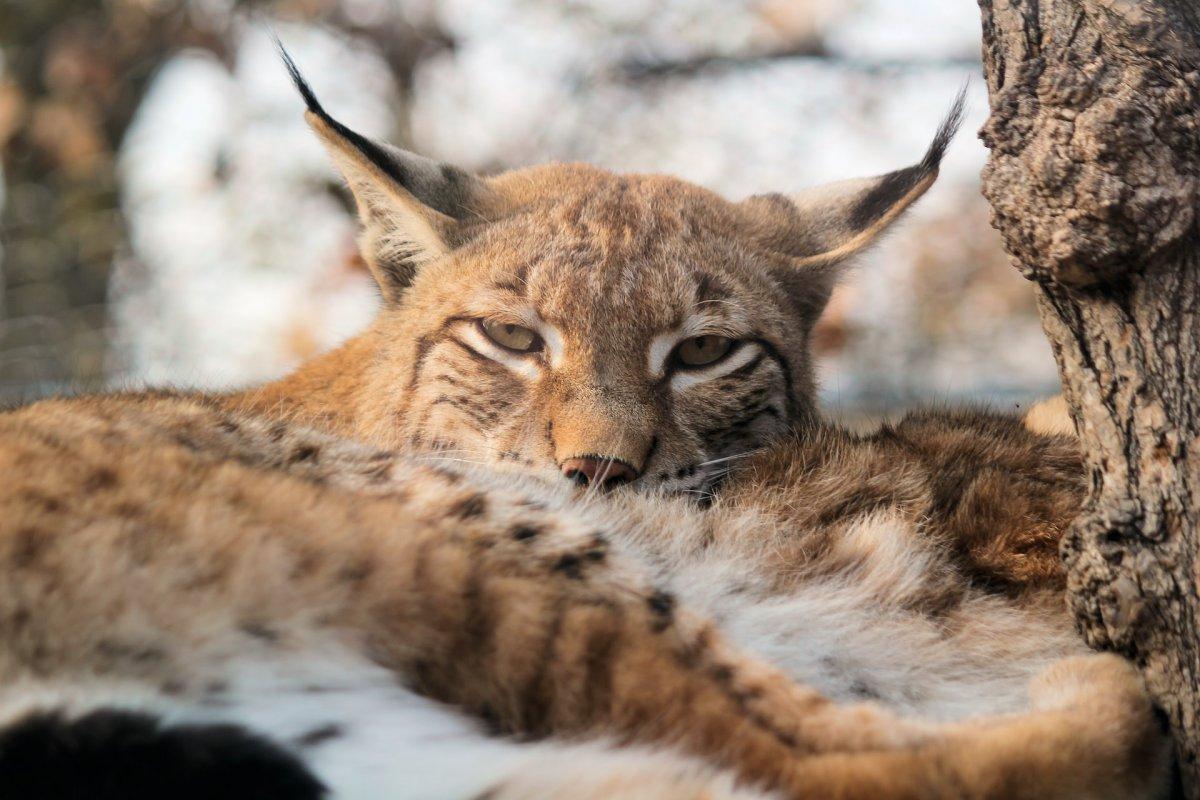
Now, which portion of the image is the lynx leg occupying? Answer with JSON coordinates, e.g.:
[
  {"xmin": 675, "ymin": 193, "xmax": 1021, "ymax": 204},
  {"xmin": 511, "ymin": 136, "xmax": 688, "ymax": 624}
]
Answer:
[
  {"xmin": 338, "ymin": 468, "xmax": 937, "ymax": 794},
  {"xmin": 1023, "ymin": 395, "xmax": 1076, "ymax": 437},
  {"xmin": 478, "ymin": 742, "xmax": 779, "ymax": 800},
  {"xmin": 7, "ymin": 400, "xmax": 1158, "ymax": 799},
  {"xmin": 777, "ymin": 653, "xmax": 1169, "ymax": 800}
]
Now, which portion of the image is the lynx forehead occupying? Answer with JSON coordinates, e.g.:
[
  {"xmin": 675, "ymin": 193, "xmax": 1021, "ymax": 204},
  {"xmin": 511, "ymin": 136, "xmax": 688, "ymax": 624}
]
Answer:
[{"xmin": 245, "ymin": 49, "xmax": 964, "ymax": 494}]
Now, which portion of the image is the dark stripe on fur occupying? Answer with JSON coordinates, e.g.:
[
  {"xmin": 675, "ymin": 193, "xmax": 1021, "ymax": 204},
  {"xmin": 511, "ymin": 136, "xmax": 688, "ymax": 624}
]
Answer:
[{"xmin": 747, "ymin": 337, "xmax": 797, "ymax": 423}]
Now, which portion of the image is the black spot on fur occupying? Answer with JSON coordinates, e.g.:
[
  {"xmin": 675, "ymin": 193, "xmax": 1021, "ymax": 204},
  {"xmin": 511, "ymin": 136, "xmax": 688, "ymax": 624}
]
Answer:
[
  {"xmin": 647, "ymin": 590, "xmax": 676, "ymax": 631},
  {"xmin": 426, "ymin": 466, "xmax": 462, "ymax": 485},
  {"xmin": 20, "ymin": 490, "xmax": 62, "ymax": 514},
  {"xmin": 584, "ymin": 533, "xmax": 609, "ymax": 561},
  {"xmin": 94, "ymin": 639, "xmax": 167, "ymax": 667},
  {"xmin": 511, "ymin": 525, "xmax": 541, "ymax": 542},
  {"xmin": 6, "ymin": 608, "xmax": 31, "ymax": 631},
  {"xmin": 449, "ymin": 493, "xmax": 488, "ymax": 520},
  {"xmin": 83, "ymin": 468, "xmax": 117, "ymax": 493},
  {"xmin": 746, "ymin": 710, "xmax": 798, "ymax": 749},
  {"xmin": 239, "ymin": 621, "xmax": 281, "ymax": 643},
  {"xmin": 815, "ymin": 491, "xmax": 895, "ymax": 528},
  {"xmin": 0, "ymin": 709, "xmax": 326, "ymax": 799},
  {"xmin": 337, "ymin": 557, "xmax": 376, "ymax": 585},
  {"xmin": 476, "ymin": 704, "xmax": 504, "ymax": 736},
  {"xmin": 709, "ymin": 664, "xmax": 735, "ymax": 685},
  {"xmin": 173, "ymin": 433, "xmax": 201, "ymax": 452},
  {"xmin": 553, "ymin": 553, "xmax": 584, "ymax": 579},
  {"xmin": 439, "ymin": 162, "xmax": 463, "ymax": 183},
  {"xmin": 11, "ymin": 527, "xmax": 45, "ymax": 569},
  {"xmin": 848, "ymin": 678, "xmax": 883, "ymax": 700},
  {"xmin": 290, "ymin": 445, "xmax": 319, "ymax": 464},
  {"xmin": 113, "ymin": 502, "xmax": 142, "ymax": 518},
  {"xmin": 363, "ymin": 461, "xmax": 394, "ymax": 485}
]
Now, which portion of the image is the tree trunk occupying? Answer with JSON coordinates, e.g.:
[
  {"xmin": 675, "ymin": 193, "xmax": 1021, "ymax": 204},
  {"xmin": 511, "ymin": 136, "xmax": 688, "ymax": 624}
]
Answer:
[{"xmin": 976, "ymin": 0, "xmax": 1200, "ymax": 793}]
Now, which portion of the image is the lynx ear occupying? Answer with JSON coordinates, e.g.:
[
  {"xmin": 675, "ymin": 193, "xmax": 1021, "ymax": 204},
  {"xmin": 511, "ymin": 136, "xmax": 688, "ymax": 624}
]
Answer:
[
  {"xmin": 279, "ymin": 45, "xmax": 495, "ymax": 302},
  {"xmin": 751, "ymin": 89, "xmax": 967, "ymax": 270},
  {"xmin": 741, "ymin": 89, "xmax": 965, "ymax": 325}
]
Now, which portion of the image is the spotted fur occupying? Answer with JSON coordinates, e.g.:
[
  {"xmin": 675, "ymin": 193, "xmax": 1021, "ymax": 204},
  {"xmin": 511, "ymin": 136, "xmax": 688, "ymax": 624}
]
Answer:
[
  {"xmin": 0, "ymin": 392, "xmax": 1169, "ymax": 799},
  {"xmin": 0, "ymin": 56, "xmax": 1170, "ymax": 799}
]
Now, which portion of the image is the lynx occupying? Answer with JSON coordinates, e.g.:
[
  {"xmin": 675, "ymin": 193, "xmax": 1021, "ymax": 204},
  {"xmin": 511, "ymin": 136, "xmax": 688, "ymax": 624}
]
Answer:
[
  {"xmin": 0, "ymin": 51, "xmax": 1169, "ymax": 799},
  {"xmin": 236, "ymin": 54, "xmax": 965, "ymax": 494}
]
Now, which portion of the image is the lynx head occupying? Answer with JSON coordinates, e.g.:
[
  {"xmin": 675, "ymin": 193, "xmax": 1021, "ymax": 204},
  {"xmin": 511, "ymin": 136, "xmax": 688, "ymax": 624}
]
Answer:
[{"xmin": 282, "ymin": 49, "xmax": 963, "ymax": 495}]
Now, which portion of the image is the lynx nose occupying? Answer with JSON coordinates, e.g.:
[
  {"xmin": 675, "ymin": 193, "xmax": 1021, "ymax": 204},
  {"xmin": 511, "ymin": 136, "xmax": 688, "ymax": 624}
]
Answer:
[{"xmin": 560, "ymin": 456, "xmax": 638, "ymax": 490}]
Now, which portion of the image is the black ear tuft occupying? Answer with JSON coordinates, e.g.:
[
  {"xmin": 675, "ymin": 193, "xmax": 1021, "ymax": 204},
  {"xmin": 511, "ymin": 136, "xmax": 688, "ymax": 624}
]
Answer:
[
  {"xmin": 848, "ymin": 84, "xmax": 968, "ymax": 231},
  {"xmin": 920, "ymin": 82, "xmax": 969, "ymax": 173},
  {"xmin": 273, "ymin": 35, "xmax": 407, "ymax": 188},
  {"xmin": 273, "ymin": 34, "xmax": 325, "ymax": 118}
]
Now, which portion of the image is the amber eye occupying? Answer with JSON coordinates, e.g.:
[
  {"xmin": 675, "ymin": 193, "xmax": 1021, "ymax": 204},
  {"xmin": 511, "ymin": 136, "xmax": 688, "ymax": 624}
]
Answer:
[
  {"xmin": 480, "ymin": 319, "xmax": 543, "ymax": 353},
  {"xmin": 675, "ymin": 335, "xmax": 734, "ymax": 368}
]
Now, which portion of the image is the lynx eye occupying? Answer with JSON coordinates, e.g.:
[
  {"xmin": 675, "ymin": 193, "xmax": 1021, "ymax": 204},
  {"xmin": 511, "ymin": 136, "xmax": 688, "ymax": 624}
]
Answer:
[
  {"xmin": 480, "ymin": 319, "xmax": 543, "ymax": 353},
  {"xmin": 675, "ymin": 335, "xmax": 733, "ymax": 368}
]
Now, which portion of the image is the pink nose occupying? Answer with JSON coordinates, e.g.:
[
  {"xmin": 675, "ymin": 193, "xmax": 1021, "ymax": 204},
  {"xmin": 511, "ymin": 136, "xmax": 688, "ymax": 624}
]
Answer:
[{"xmin": 560, "ymin": 456, "xmax": 638, "ymax": 490}]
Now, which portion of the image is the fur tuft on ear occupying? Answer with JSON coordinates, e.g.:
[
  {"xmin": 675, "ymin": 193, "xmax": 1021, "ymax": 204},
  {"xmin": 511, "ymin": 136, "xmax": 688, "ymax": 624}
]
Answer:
[
  {"xmin": 746, "ymin": 86, "xmax": 967, "ymax": 272},
  {"xmin": 740, "ymin": 87, "xmax": 967, "ymax": 330},
  {"xmin": 835, "ymin": 85, "xmax": 966, "ymax": 242},
  {"xmin": 276, "ymin": 39, "xmax": 496, "ymax": 302}
]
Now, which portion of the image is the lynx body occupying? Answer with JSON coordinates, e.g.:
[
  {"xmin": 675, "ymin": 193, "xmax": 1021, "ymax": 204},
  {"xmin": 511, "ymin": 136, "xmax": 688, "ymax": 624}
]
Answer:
[{"xmin": 0, "ymin": 56, "xmax": 1170, "ymax": 799}]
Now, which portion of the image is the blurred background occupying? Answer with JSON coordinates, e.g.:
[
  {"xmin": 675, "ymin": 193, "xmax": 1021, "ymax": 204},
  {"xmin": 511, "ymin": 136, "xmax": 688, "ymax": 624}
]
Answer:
[{"xmin": 0, "ymin": 0, "xmax": 1061, "ymax": 414}]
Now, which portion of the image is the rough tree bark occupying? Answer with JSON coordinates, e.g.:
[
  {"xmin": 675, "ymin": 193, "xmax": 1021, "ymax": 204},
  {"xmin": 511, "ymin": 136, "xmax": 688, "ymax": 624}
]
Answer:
[{"xmin": 976, "ymin": 0, "xmax": 1200, "ymax": 793}]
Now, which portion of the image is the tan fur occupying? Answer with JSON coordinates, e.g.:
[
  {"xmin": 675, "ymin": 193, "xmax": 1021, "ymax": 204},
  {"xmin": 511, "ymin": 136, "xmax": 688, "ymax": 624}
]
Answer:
[
  {"xmin": 236, "ymin": 165, "xmax": 822, "ymax": 484},
  {"xmin": 0, "ymin": 74, "xmax": 1168, "ymax": 797},
  {"xmin": 0, "ymin": 392, "xmax": 1168, "ymax": 798},
  {"xmin": 1024, "ymin": 395, "xmax": 1076, "ymax": 437}
]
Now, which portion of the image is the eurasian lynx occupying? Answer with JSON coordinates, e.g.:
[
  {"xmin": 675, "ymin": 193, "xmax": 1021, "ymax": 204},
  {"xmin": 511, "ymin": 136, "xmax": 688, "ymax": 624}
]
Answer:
[{"xmin": 0, "ymin": 52, "xmax": 1168, "ymax": 800}]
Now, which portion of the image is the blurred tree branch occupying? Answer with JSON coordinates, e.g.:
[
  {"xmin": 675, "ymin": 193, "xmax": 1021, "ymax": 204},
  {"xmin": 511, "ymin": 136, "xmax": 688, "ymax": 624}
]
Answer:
[
  {"xmin": 0, "ymin": 0, "xmax": 446, "ymax": 393},
  {"xmin": 0, "ymin": 0, "xmax": 232, "ymax": 389}
]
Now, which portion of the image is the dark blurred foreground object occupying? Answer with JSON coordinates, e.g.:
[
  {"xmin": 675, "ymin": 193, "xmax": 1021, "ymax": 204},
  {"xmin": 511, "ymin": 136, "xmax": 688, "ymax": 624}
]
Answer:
[
  {"xmin": 0, "ymin": 709, "xmax": 325, "ymax": 799},
  {"xmin": 977, "ymin": 0, "xmax": 1200, "ymax": 793}
]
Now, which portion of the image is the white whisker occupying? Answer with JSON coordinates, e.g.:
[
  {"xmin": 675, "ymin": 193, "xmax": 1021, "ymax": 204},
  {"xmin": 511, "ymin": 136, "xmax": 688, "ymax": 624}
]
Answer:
[{"xmin": 696, "ymin": 449, "xmax": 764, "ymax": 469}]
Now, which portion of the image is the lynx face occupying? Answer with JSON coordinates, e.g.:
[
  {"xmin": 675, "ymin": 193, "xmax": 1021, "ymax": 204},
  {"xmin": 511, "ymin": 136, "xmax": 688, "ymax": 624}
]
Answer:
[
  {"xmin": 281, "ymin": 52, "xmax": 962, "ymax": 493},
  {"xmin": 375, "ymin": 172, "xmax": 818, "ymax": 495}
]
